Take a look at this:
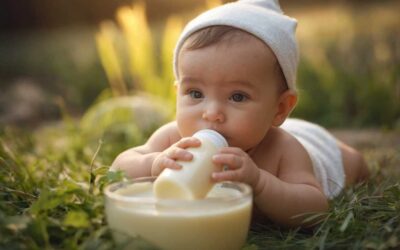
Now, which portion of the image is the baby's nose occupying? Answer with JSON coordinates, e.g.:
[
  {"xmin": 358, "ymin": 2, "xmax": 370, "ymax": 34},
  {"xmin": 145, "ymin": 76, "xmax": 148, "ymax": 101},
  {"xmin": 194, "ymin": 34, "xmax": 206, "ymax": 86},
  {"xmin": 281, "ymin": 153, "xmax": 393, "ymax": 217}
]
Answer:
[{"xmin": 202, "ymin": 102, "xmax": 225, "ymax": 123}]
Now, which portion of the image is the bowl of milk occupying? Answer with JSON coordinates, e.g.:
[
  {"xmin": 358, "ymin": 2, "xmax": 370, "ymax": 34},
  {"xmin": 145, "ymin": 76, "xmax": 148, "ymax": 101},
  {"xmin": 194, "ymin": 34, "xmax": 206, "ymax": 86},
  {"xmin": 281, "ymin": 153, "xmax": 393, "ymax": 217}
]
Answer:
[{"xmin": 104, "ymin": 176, "xmax": 252, "ymax": 250}]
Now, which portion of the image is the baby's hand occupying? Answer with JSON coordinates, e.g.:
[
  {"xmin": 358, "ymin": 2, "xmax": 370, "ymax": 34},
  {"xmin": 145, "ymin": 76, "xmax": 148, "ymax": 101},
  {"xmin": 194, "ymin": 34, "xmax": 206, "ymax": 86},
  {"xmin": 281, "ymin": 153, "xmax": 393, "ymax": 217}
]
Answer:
[
  {"xmin": 211, "ymin": 147, "xmax": 260, "ymax": 189},
  {"xmin": 151, "ymin": 137, "xmax": 201, "ymax": 176}
]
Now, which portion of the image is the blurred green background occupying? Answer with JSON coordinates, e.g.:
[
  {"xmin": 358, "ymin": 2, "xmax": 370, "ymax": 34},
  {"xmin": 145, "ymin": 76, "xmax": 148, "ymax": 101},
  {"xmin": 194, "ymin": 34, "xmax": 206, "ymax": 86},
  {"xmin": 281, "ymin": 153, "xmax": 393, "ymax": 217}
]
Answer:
[{"xmin": 0, "ymin": 0, "xmax": 399, "ymax": 129}]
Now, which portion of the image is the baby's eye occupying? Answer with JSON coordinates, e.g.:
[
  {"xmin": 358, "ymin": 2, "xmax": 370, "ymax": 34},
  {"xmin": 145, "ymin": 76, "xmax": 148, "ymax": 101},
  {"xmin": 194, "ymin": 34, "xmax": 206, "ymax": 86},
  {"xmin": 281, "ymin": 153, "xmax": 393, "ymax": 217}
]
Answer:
[
  {"xmin": 189, "ymin": 90, "xmax": 203, "ymax": 99},
  {"xmin": 230, "ymin": 93, "xmax": 248, "ymax": 102}
]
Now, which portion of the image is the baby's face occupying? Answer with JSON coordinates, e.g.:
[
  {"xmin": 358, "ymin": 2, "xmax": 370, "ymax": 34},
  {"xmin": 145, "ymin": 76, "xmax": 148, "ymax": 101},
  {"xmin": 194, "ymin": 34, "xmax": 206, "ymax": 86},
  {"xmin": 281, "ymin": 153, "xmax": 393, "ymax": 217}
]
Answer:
[{"xmin": 176, "ymin": 35, "xmax": 283, "ymax": 150}]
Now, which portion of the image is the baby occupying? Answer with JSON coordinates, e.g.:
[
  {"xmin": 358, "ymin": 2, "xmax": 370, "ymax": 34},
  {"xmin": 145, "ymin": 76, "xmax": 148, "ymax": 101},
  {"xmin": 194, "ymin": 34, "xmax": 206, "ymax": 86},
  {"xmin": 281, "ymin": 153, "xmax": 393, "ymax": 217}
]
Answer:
[{"xmin": 111, "ymin": 0, "xmax": 369, "ymax": 227}]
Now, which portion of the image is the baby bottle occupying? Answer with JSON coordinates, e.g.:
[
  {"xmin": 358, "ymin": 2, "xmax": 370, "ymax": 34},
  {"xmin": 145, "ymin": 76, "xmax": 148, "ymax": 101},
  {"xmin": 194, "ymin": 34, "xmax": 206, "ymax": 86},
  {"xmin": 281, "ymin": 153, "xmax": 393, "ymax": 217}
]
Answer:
[{"xmin": 154, "ymin": 129, "xmax": 228, "ymax": 200}]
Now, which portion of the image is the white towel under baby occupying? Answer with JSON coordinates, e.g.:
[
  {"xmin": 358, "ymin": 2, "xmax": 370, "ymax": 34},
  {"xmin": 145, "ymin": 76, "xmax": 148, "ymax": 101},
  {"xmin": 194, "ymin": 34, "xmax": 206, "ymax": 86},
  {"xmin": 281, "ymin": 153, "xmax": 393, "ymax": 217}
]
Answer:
[{"xmin": 281, "ymin": 118, "xmax": 345, "ymax": 199}]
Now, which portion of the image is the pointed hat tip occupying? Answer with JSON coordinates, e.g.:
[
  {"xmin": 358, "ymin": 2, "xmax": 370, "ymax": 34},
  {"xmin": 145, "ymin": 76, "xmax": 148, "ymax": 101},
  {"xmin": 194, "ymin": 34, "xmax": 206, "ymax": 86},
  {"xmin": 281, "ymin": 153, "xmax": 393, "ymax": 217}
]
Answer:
[{"xmin": 238, "ymin": 0, "xmax": 283, "ymax": 14}]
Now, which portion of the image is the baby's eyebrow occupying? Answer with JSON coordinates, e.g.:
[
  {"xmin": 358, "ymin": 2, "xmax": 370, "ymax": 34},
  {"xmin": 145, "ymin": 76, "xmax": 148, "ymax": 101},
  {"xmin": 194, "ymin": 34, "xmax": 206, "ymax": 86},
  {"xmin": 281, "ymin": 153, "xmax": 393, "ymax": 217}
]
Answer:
[
  {"xmin": 225, "ymin": 80, "xmax": 256, "ymax": 90},
  {"xmin": 179, "ymin": 77, "xmax": 256, "ymax": 90},
  {"xmin": 180, "ymin": 76, "xmax": 203, "ymax": 84}
]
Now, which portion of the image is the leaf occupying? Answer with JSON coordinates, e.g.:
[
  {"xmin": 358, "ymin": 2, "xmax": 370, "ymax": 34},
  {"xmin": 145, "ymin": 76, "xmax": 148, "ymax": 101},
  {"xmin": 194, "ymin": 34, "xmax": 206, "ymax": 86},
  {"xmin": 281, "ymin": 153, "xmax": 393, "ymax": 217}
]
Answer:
[
  {"xmin": 27, "ymin": 217, "xmax": 50, "ymax": 246},
  {"xmin": 318, "ymin": 227, "xmax": 330, "ymax": 250},
  {"xmin": 63, "ymin": 210, "xmax": 90, "ymax": 228},
  {"xmin": 93, "ymin": 166, "xmax": 110, "ymax": 176},
  {"xmin": 30, "ymin": 190, "xmax": 62, "ymax": 215},
  {"xmin": 339, "ymin": 212, "xmax": 354, "ymax": 232},
  {"xmin": 57, "ymin": 179, "xmax": 83, "ymax": 194},
  {"xmin": 295, "ymin": 212, "xmax": 328, "ymax": 225},
  {"xmin": 106, "ymin": 170, "xmax": 126, "ymax": 183}
]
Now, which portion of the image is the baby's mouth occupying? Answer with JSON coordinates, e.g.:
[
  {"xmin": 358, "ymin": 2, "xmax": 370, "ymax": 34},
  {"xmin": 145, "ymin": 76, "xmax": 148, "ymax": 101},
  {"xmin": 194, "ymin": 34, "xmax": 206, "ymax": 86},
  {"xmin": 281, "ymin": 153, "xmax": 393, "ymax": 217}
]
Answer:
[{"xmin": 219, "ymin": 133, "xmax": 230, "ymax": 145}]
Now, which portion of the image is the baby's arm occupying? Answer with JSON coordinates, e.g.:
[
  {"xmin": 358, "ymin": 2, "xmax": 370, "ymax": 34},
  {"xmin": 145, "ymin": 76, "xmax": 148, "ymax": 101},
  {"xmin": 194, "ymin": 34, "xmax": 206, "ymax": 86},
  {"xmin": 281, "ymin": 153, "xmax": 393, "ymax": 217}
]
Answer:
[
  {"xmin": 256, "ymin": 141, "xmax": 329, "ymax": 227},
  {"xmin": 111, "ymin": 122, "xmax": 200, "ymax": 178},
  {"xmin": 254, "ymin": 169, "xmax": 328, "ymax": 227},
  {"xmin": 212, "ymin": 137, "xmax": 328, "ymax": 227}
]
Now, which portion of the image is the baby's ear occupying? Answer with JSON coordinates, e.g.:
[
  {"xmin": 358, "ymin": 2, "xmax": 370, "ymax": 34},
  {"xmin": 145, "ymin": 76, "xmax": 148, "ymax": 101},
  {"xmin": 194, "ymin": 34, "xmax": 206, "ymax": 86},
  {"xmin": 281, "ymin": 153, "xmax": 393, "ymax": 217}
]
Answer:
[{"xmin": 272, "ymin": 90, "xmax": 297, "ymax": 126}]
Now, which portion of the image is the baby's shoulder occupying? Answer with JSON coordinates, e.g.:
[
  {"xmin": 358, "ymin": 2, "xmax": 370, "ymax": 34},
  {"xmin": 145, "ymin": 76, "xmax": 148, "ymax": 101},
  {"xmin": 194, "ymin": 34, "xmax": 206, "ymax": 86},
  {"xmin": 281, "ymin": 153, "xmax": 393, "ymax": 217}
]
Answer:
[
  {"xmin": 156, "ymin": 121, "xmax": 180, "ymax": 137},
  {"xmin": 261, "ymin": 127, "xmax": 299, "ymax": 151},
  {"xmin": 270, "ymin": 127, "xmax": 309, "ymax": 161},
  {"xmin": 257, "ymin": 127, "xmax": 312, "ymax": 171},
  {"xmin": 269, "ymin": 127, "xmax": 315, "ymax": 179},
  {"xmin": 159, "ymin": 121, "xmax": 181, "ymax": 140},
  {"xmin": 258, "ymin": 127, "xmax": 323, "ymax": 191},
  {"xmin": 146, "ymin": 121, "xmax": 182, "ymax": 149},
  {"xmin": 250, "ymin": 128, "xmax": 299, "ymax": 175}
]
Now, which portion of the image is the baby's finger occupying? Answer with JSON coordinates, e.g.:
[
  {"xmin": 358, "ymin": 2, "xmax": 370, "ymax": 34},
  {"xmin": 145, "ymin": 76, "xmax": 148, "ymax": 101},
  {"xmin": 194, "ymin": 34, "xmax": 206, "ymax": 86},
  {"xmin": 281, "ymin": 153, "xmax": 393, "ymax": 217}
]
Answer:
[
  {"xmin": 167, "ymin": 147, "xmax": 193, "ymax": 161},
  {"xmin": 152, "ymin": 158, "xmax": 182, "ymax": 176},
  {"xmin": 212, "ymin": 154, "xmax": 242, "ymax": 169},
  {"xmin": 161, "ymin": 157, "xmax": 182, "ymax": 171},
  {"xmin": 218, "ymin": 147, "xmax": 245, "ymax": 155},
  {"xmin": 175, "ymin": 137, "xmax": 201, "ymax": 149},
  {"xmin": 212, "ymin": 170, "xmax": 241, "ymax": 182}
]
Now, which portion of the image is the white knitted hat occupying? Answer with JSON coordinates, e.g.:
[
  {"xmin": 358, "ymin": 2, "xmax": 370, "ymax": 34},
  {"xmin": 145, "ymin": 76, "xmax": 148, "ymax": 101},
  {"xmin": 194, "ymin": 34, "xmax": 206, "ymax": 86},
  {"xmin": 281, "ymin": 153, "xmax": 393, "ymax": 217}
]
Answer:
[{"xmin": 173, "ymin": 0, "xmax": 299, "ymax": 90}]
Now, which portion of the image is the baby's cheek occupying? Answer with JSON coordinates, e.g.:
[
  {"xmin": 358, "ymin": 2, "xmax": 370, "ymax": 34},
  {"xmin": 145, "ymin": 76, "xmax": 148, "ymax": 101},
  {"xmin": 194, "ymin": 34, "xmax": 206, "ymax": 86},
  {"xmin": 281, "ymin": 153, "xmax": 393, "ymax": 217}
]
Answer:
[{"xmin": 237, "ymin": 119, "xmax": 270, "ymax": 147}]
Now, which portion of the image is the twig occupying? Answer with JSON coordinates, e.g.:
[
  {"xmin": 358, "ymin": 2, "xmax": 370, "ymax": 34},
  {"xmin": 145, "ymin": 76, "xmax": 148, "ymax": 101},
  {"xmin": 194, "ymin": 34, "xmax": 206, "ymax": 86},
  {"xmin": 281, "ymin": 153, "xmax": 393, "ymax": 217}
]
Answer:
[
  {"xmin": 0, "ymin": 186, "xmax": 37, "ymax": 199},
  {"xmin": 89, "ymin": 139, "xmax": 103, "ymax": 194}
]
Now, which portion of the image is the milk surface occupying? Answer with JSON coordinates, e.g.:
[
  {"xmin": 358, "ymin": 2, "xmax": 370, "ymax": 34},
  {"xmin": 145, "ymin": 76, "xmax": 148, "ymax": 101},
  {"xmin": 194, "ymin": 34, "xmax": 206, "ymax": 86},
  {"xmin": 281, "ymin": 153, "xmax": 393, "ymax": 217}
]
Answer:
[{"xmin": 106, "ymin": 182, "xmax": 252, "ymax": 250}]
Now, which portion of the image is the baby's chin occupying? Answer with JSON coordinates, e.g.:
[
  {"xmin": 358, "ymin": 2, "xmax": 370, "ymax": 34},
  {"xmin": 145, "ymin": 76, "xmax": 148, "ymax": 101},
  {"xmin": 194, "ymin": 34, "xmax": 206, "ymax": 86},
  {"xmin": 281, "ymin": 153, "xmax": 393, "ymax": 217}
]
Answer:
[
  {"xmin": 229, "ymin": 136, "xmax": 265, "ymax": 152},
  {"xmin": 225, "ymin": 140, "xmax": 250, "ymax": 151}
]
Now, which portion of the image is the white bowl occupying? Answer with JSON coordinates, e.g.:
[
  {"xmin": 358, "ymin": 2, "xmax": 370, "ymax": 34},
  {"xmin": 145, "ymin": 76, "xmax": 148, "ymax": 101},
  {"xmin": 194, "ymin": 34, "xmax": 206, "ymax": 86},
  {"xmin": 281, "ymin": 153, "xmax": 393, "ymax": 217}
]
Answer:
[{"xmin": 104, "ymin": 176, "xmax": 252, "ymax": 250}]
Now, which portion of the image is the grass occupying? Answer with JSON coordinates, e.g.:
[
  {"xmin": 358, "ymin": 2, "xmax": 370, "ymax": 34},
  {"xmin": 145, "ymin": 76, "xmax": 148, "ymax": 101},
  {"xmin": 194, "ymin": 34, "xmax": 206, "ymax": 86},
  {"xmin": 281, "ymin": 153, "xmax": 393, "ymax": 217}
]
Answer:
[
  {"xmin": 248, "ymin": 179, "xmax": 400, "ymax": 249},
  {"xmin": 0, "ymin": 121, "xmax": 399, "ymax": 249},
  {"xmin": 247, "ymin": 130, "xmax": 400, "ymax": 250}
]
